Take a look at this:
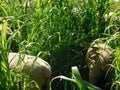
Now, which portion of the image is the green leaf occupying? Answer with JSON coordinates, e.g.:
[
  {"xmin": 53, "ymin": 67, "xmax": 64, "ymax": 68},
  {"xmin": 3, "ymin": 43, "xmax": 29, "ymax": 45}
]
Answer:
[
  {"xmin": 1, "ymin": 22, "xmax": 7, "ymax": 50},
  {"xmin": 49, "ymin": 75, "xmax": 76, "ymax": 90},
  {"xmin": 72, "ymin": 66, "xmax": 86, "ymax": 90}
]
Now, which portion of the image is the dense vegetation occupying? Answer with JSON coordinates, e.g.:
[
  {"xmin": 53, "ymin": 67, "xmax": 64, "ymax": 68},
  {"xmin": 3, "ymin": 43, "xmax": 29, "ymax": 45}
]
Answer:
[{"xmin": 0, "ymin": 0, "xmax": 120, "ymax": 90}]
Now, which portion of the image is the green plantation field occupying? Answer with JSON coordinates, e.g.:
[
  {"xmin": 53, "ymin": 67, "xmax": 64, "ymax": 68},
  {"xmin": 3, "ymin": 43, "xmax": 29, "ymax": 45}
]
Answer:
[{"xmin": 0, "ymin": 0, "xmax": 120, "ymax": 90}]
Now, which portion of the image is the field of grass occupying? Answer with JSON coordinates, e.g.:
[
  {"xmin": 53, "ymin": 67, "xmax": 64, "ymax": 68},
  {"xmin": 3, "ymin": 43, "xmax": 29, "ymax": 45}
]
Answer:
[{"xmin": 0, "ymin": 0, "xmax": 120, "ymax": 90}]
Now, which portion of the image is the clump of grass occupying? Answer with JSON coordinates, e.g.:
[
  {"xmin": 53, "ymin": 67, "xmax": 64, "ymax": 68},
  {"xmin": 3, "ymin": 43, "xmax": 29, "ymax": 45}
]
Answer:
[{"xmin": 0, "ymin": 22, "xmax": 18, "ymax": 89}]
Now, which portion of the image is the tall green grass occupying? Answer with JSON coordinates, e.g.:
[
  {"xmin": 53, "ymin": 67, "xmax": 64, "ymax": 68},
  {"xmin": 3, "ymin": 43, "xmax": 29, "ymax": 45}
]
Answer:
[
  {"xmin": 0, "ymin": 0, "xmax": 120, "ymax": 90},
  {"xmin": 0, "ymin": 21, "xmax": 10, "ymax": 89},
  {"xmin": 113, "ymin": 48, "xmax": 120, "ymax": 90}
]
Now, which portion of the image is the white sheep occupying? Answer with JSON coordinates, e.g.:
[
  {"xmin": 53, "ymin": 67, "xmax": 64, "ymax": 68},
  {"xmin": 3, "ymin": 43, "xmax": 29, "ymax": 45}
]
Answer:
[
  {"xmin": 8, "ymin": 52, "xmax": 51, "ymax": 90},
  {"xmin": 86, "ymin": 43, "xmax": 114, "ymax": 88}
]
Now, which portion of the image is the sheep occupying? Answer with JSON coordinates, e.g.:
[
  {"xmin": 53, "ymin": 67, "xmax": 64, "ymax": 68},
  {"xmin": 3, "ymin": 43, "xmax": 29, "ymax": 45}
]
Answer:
[
  {"xmin": 8, "ymin": 52, "xmax": 51, "ymax": 90},
  {"xmin": 86, "ymin": 43, "xmax": 114, "ymax": 89},
  {"xmin": 0, "ymin": 24, "xmax": 51, "ymax": 90}
]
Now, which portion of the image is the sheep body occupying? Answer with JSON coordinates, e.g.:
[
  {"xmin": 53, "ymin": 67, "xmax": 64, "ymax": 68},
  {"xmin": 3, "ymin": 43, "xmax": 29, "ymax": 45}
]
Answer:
[
  {"xmin": 0, "ymin": 22, "xmax": 51, "ymax": 90},
  {"xmin": 8, "ymin": 52, "xmax": 51, "ymax": 90},
  {"xmin": 86, "ymin": 43, "xmax": 114, "ymax": 88}
]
